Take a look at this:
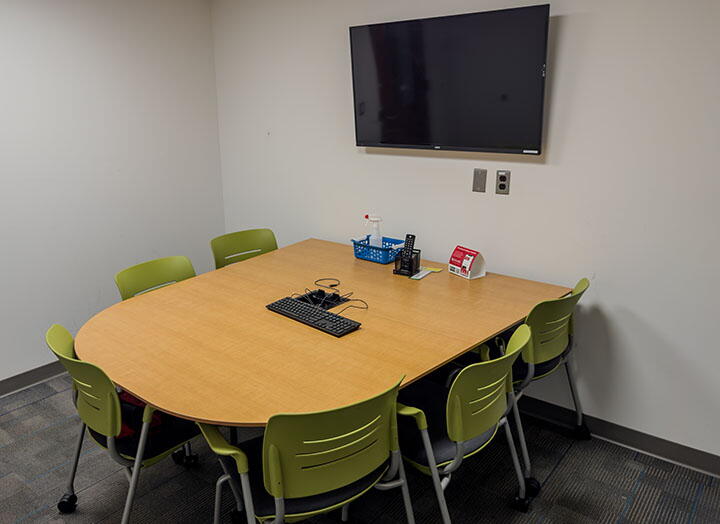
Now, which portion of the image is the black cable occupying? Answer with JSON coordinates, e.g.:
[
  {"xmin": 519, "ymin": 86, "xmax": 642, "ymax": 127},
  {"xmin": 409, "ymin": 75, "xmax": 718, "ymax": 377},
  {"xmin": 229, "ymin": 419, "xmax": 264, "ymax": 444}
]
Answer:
[
  {"xmin": 318, "ymin": 290, "xmax": 332, "ymax": 309},
  {"xmin": 315, "ymin": 278, "xmax": 344, "ymax": 308},
  {"xmin": 289, "ymin": 278, "xmax": 368, "ymax": 314},
  {"xmin": 314, "ymin": 278, "xmax": 340, "ymax": 289},
  {"xmin": 336, "ymin": 299, "xmax": 369, "ymax": 315},
  {"xmin": 290, "ymin": 292, "xmax": 314, "ymax": 305}
]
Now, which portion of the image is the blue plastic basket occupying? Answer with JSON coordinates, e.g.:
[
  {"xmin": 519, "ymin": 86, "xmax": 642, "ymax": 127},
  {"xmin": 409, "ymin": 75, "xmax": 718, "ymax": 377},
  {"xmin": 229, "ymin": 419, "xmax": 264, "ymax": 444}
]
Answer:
[{"xmin": 352, "ymin": 235, "xmax": 404, "ymax": 264}]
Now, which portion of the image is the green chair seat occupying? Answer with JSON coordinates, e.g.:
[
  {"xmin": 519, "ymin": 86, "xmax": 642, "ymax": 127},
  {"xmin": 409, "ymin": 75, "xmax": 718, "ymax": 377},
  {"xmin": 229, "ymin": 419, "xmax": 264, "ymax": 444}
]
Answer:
[
  {"xmin": 219, "ymin": 437, "xmax": 390, "ymax": 519},
  {"xmin": 399, "ymin": 380, "xmax": 498, "ymax": 470},
  {"xmin": 512, "ymin": 354, "xmax": 563, "ymax": 383}
]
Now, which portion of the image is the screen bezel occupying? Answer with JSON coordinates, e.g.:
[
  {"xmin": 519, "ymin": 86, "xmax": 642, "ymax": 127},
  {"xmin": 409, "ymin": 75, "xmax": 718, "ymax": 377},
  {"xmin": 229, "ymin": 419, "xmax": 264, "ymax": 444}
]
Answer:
[{"xmin": 349, "ymin": 5, "xmax": 550, "ymax": 156}]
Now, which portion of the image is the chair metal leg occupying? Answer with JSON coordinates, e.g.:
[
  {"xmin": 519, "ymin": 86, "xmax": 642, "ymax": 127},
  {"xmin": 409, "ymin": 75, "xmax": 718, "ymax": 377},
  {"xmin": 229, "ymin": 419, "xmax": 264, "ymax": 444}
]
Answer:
[
  {"xmin": 218, "ymin": 457, "xmax": 245, "ymax": 518},
  {"xmin": 226, "ymin": 474, "xmax": 245, "ymax": 514},
  {"xmin": 272, "ymin": 496, "xmax": 285, "ymax": 524},
  {"xmin": 66, "ymin": 421, "xmax": 85, "ymax": 492},
  {"xmin": 564, "ymin": 355, "xmax": 591, "ymax": 439},
  {"xmin": 57, "ymin": 422, "xmax": 86, "ymax": 513},
  {"xmin": 511, "ymin": 397, "xmax": 532, "ymax": 477},
  {"xmin": 214, "ymin": 474, "xmax": 230, "ymax": 524},
  {"xmin": 420, "ymin": 428, "xmax": 452, "ymax": 524},
  {"xmin": 341, "ymin": 502, "xmax": 350, "ymax": 522},
  {"xmin": 239, "ymin": 473, "xmax": 256, "ymax": 524},
  {"xmin": 397, "ymin": 456, "xmax": 416, "ymax": 524},
  {"xmin": 511, "ymin": 400, "xmax": 541, "ymax": 497},
  {"xmin": 121, "ymin": 420, "xmax": 150, "ymax": 524},
  {"xmin": 504, "ymin": 422, "xmax": 530, "ymax": 512}
]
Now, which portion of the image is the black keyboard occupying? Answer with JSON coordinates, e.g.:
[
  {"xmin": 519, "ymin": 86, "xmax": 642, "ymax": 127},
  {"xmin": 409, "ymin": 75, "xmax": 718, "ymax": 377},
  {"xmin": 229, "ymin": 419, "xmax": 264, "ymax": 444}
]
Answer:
[{"xmin": 266, "ymin": 297, "xmax": 361, "ymax": 337}]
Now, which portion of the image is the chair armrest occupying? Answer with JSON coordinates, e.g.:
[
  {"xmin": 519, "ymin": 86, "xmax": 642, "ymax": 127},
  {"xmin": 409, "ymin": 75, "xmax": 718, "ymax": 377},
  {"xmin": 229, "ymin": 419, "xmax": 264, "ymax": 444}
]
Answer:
[
  {"xmin": 397, "ymin": 403, "xmax": 428, "ymax": 430},
  {"xmin": 471, "ymin": 343, "xmax": 491, "ymax": 361},
  {"xmin": 197, "ymin": 423, "xmax": 249, "ymax": 473}
]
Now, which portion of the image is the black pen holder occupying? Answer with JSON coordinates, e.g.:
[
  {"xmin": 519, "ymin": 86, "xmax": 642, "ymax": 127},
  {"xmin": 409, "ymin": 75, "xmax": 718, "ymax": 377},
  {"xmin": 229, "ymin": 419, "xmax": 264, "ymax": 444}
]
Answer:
[{"xmin": 393, "ymin": 249, "xmax": 421, "ymax": 277}]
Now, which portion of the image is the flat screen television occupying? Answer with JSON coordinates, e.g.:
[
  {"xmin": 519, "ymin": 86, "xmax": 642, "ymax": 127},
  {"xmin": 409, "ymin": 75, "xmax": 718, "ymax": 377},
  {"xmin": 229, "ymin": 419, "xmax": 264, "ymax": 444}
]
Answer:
[{"xmin": 349, "ymin": 5, "xmax": 550, "ymax": 155}]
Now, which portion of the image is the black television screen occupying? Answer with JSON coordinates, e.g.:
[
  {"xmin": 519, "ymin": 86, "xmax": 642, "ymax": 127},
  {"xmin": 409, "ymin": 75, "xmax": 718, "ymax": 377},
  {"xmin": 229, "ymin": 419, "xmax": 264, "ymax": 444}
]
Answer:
[{"xmin": 349, "ymin": 5, "xmax": 549, "ymax": 155}]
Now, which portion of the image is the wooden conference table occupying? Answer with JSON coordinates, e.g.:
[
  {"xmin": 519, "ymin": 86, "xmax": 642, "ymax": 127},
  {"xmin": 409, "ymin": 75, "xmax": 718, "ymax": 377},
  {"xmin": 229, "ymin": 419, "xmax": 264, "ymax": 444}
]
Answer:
[{"xmin": 75, "ymin": 239, "xmax": 570, "ymax": 427}]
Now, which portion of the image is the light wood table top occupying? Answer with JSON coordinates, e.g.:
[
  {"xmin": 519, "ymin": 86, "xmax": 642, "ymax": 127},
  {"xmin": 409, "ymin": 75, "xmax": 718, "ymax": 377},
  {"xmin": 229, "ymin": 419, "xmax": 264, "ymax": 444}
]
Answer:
[{"xmin": 76, "ymin": 239, "xmax": 570, "ymax": 426}]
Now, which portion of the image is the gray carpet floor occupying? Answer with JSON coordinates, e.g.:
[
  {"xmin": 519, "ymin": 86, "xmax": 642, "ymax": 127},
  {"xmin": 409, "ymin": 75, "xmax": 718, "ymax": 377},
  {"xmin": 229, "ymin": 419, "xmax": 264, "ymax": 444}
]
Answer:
[{"xmin": 1, "ymin": 374, "xmax": 717, "ymax": 524}]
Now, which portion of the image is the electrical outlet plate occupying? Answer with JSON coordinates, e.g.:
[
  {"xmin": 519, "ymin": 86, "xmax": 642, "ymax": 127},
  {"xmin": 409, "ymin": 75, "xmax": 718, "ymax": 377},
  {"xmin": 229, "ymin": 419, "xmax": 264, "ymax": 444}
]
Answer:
[
  {"xmin": 472, "ymin": 168, "xmax": 487, "ymax": 192},
  {"xmin": 496, "ymin": 170, "xmax": 511, "ymax": 195}
]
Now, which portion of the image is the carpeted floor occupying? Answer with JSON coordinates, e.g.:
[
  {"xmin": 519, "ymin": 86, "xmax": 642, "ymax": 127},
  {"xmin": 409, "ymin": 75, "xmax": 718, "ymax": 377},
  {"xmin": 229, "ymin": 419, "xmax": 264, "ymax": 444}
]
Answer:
[{"xmin": 0, "ymin": 374, "xmax": 717, "ymax": 524}]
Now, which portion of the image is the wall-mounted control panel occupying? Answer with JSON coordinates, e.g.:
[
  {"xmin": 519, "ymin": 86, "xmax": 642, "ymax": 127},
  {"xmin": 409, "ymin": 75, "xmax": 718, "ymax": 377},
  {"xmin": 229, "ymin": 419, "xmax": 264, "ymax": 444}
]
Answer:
[{"xmin": 496, "ymin": 170, "xmax": 511, "ymax": 195}]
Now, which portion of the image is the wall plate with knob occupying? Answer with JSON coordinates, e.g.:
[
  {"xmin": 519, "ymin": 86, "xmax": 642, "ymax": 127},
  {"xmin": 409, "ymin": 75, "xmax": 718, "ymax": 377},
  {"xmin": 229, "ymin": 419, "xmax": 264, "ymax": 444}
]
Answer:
[{"xmin": 496, "ymin": 170, "xmax": 511, "ymax": 195}]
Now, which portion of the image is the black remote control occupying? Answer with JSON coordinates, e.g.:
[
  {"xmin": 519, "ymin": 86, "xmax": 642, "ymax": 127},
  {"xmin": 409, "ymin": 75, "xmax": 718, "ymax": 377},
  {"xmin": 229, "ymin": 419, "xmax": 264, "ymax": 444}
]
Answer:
[{"xmin": 402, "ymin": 234, "xmax": 416, "ymax": 258}]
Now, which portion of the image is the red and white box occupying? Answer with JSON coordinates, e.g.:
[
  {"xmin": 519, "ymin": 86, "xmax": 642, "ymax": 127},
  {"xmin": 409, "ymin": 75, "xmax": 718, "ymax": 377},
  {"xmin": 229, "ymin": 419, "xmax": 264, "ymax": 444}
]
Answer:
[{"xmin": 448, "ymin": 245, "xmax": 486, "ymax": 280}]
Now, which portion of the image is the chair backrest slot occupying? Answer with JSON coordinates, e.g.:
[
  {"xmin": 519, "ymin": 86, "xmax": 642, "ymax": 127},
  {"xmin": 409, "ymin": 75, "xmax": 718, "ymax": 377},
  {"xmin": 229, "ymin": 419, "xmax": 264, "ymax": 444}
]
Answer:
[
  {"xmin": 225, "ymin": 248, "xmax": 262, "ymax": 262},
  {"xmin": 470, "ymin": 393, "xmax": 504, "ymax": 417},
  {"xmin": 540, "ymin": 312, "xmax": 573, "ymax": 329},
  {"xmin": 298, "ymin": 425, "xmax": 380, "ymax": 459},
  {"xmin": 300, "ymin": 439, "xmax": 379, "ymax": 470},
  {"xmin": 211, "ymin": 228, "xmax": 278, "ymax": 269},
  {"xmin": 79, "ymin": 388, "xmax": 102, "ymax": 402},
  {"xmin": 303, "ymin": 414, "xmax": 382, "ymax": 446},
  {"xmin": 469, "ymin": 379, "xmax": 506, "ymax": 406},
  {"xmin": 133, "ymin": 280, "xmax": 177, "ymax": 297}
]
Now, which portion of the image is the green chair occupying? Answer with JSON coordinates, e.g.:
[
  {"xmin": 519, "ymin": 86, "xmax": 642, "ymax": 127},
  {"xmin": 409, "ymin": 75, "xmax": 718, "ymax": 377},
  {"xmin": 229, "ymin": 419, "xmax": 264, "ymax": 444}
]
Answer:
[
  {"xmin": 210, "ymin": 228, "xmax": 278, "ymax": 269},
  {"xmin": 397, "ymin": 325, "xmax": 534, "ymax": 523},
  {"xmin": 46, "ymin": 324, "xmax": 200, "ymax": 524},
  {"xmin": 198, "ymin": 379, "xmax": 415, "ymax": 524},
  {"xmin": 498, "ymin": 278, "xmax": 589, "ymax": 493},
  {"xmin": 114, "ymin": 255, "xmax": 196, "ymax": 300}
]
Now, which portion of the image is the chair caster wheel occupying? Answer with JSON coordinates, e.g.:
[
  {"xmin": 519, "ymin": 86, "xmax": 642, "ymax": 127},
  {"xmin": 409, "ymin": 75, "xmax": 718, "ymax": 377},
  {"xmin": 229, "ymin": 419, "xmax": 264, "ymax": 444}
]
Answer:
[
  {"xmin": 172, "ymin": 449, "xmax": 199, "ymax": 467},
  {"xmin": 510, "ymin": 495, "xmax": 531, "ymax": 512},
  {"xmin": 172, "ymin": 449, "xmax": 185, "ymax": 465},
  {"xmin": 57, "ymin": 493, "xmax": 78, "ymax": 513},
  {"xmin": 230, "ymin": 509, "xmax": 245, "ymax": 524},
  {"xmin": 574, "ymin": 422, "xmax": 591, "ymax": 440},
  {"xmin": 525, "ymin": 477, "xmax": 541, "ymax": 497}
]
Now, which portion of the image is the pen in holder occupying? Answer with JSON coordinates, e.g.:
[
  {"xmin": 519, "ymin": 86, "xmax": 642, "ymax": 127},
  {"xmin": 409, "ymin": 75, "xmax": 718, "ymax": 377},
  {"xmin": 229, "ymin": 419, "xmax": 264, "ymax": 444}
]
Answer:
[{"xmin": 393, "ymin": 249, "xmax": 421, "ymax": 277}]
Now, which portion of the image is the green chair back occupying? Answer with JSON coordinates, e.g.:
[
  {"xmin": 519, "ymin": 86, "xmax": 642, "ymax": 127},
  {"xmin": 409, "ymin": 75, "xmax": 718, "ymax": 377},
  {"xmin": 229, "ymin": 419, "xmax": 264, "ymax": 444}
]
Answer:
[
  {"xmin": 262, "ymin": 379, "xmax": 402, "ymax": 499},
  {"xmin": 210, "ymin": 228, "xmax": 278, "ymax": 269},
  {"xmin": 446, "ymin": 325, "xmax": 530, "ymax": 443},
  {"xmin": 45, "ymin": 324, "xmax": 121, "ymax": 437},
  {"xmin": 114, "ymin": 255, "xmax": 196, "ymax": 300},
  {"xmin": 523, "ymin": 278, "xmax": 589, "ymax": 365}
]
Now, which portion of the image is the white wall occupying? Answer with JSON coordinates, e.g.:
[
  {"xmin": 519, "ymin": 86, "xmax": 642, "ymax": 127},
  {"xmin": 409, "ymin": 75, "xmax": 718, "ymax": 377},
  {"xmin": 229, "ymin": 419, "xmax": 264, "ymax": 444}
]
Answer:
[
  {"xmin": 211, "ymin": 0, "xmax": 720, "ymax": 456},
  {"xmin": 0, "ymin": 0, "xmax": 225, "ymax": 381}
]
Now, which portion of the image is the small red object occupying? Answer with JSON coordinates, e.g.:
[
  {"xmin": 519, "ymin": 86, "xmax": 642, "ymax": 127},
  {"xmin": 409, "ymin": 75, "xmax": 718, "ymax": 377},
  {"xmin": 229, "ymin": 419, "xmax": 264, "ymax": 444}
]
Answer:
[{"xmin": 448, "ymin": 245, "xmax": 486, "ymax": 279}]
